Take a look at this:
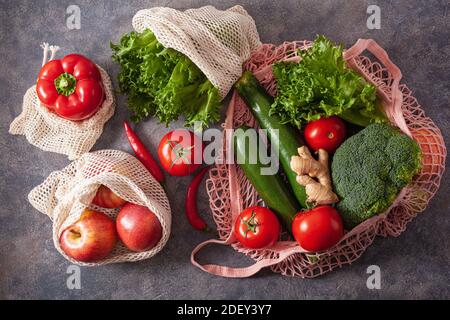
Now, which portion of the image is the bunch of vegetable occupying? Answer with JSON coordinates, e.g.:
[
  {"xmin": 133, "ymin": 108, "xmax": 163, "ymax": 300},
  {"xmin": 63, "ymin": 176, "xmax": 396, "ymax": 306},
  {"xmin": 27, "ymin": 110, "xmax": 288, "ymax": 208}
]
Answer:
[
  {"xmin": 111, "ymin": 29, "xmax": 221, "ymax": 127},
  {"xmin": 234, "ymin": 72, "xmax": 344, "ymax": 251},
  {"xmin": 331, "ymin": 123, "xmax": 422, "ymax": 229},
  {"xmin": 271, "ymin": 35, "xmax": 386, "ymax": 127},
  {"xmin": 109, "ymin": 34, "xmax": 423, "ymax": 256},
  {"xmin": 234, "ymin": 63, "xmax": 421, "ymax": 252}
]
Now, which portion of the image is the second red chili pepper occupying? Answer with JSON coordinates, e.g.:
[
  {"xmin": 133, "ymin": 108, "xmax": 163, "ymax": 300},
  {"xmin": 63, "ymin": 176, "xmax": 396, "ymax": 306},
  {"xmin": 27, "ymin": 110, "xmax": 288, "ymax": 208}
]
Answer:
[
  {"xmin": 123, "ymin": 121, "xmax": 165, "ymax": 183},
  {"xmin": 185, "ymin": 166, "xmax": 211, "ymax": 231}
]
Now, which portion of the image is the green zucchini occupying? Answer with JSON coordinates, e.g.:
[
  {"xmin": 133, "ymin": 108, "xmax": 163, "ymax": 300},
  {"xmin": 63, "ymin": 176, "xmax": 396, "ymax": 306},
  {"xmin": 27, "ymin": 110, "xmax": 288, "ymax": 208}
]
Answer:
[
  {"xmin": 233, "ymin": 125, "xmax": 300, "ymax": 233},
  {"xmin": 235, "ymin": 71, "xmax": 308, "ymax": 208}
]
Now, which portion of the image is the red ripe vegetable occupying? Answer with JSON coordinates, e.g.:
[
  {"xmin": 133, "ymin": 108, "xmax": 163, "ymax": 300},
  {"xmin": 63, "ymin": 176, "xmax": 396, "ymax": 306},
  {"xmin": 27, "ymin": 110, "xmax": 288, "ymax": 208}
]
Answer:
[
  {"xmin": 158, "ymin": 130, "xmax": 204, "ymax": 177},
  {"xmin": 292, "ymin": 206, "xmax": 344, "ymax": 252},
  {"xmin": 234, "ymin": 206, "xmax": 280, "ymax": 249},
  {"xmin": 36, "ymin": 54, "xmax": 104, "ymax": 121},
  {"xmin": 304, "ymin": 116, "xmax": 346, "ymax": 153},
  {"xmin": 124, "ymin": 121, "xmax": 165, "ymax": 183}
]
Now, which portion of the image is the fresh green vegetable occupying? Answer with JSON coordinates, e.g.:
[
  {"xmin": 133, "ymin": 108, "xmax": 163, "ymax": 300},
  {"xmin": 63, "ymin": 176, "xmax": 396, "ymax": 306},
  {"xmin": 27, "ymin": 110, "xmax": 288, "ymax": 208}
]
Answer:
[
  {"xmin": 331, "ymin": 123, "xmax": 422, "ymax": 229},
  {"xmin": 111, "ymin": 29, "xmax": 221, "ymax": 127},
  {"xmin": 271, "ymin": 35, "xmax": 386, "ymax": 128},
  {"xmin": 235, "ymin": 71, "xmax": 308, "ymax": 208},
  {"xmin": 233, "ymin": 126, "xmax": 301, "ymax": 233}
]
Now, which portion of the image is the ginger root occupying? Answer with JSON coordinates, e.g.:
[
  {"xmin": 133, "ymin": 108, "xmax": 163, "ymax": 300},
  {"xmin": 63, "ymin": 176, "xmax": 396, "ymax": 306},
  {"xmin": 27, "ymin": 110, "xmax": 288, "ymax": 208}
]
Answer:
[{"xmin": 290, "ymin": 146, "xmax": 339, "ymax": 206}]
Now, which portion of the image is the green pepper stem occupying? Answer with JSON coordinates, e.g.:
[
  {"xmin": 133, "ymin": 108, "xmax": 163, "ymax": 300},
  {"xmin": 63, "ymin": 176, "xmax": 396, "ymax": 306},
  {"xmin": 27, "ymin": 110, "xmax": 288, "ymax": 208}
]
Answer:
[{"xmin": 54, "ymin": 72, "xmax": 77, "ymax": 96}]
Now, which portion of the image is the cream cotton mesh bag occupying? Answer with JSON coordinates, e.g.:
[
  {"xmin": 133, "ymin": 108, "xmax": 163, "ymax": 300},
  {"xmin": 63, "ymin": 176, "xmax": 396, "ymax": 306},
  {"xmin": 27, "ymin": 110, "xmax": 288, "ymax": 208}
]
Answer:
[
  {"xmin": 9, "ymin": 43, "xmax": 115, "ymax": 160},
  {"xmin": 132, "ymin": 5, "xmax": 261, "ymax": 98},
  {"xmin": 28, "ymin": 149, "xmax": 171, "ymax": 266}
]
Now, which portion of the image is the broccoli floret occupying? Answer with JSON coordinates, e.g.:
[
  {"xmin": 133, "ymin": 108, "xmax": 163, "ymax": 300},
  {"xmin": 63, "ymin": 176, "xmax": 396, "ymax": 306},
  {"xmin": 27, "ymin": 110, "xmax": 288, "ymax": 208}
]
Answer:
[{"xmin": 331, "ymin": 123, "xmax": 421, "ymax": 229}]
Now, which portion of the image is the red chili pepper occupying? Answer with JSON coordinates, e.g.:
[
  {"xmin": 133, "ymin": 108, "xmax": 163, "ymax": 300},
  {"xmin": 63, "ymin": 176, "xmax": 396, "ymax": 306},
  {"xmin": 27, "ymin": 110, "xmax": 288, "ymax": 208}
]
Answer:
[
  {"xmin": 123, "ymin": 121, "xmax": 165, "ymax": 183},
  {"xmin": 185, "ymin": 166, "xmax": 211, "ymax": 231}
]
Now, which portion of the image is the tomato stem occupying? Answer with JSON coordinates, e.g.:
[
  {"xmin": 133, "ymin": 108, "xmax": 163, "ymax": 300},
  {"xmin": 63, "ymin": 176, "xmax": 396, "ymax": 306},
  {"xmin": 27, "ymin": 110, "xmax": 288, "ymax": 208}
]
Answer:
[
  {"xmin": 167, "ymin": 138, "xmax": 195, "ymax": 170},
  {"xmin": 242, "ymin": 210, "xmax": 259, "ymax": 236}
]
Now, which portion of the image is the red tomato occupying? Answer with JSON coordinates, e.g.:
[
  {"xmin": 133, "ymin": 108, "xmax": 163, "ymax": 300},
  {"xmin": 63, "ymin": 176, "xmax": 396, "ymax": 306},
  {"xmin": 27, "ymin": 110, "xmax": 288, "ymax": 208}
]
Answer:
[
  {"xmin": 92, "ymin": 185, "xmax": 127, "ymax": 208},
  {"xmin": 157, "ymin": 130, "xmax": 204, "ymax": 176},
  {"xmin": 292, "ymin": 206, "xmax": 343, "ymax": 252},
  {"xmin": 304, "ymin": 116, "xmax": 346, "ymax": 153},
  {"xmin": 234, "ymin": 206, "xmax": 280, "ymax": 249}
]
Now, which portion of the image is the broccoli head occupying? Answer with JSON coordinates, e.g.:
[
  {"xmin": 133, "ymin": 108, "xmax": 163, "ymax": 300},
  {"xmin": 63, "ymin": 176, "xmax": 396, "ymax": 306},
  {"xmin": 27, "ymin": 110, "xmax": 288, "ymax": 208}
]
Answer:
[{"xmin": 331, "ymin": 123, "xmax": 422, "ymax": 229}]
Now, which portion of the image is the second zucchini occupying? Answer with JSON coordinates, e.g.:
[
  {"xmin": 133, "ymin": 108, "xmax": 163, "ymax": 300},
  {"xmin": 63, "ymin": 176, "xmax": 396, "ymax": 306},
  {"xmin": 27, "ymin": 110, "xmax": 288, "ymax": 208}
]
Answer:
[
  {"xmin": 233, "ymin": 126, "xmax": 300, "ymax": 233},
  {"xmin": 235, "ymin": 71, "xmax": 308, "ymax": 208}
]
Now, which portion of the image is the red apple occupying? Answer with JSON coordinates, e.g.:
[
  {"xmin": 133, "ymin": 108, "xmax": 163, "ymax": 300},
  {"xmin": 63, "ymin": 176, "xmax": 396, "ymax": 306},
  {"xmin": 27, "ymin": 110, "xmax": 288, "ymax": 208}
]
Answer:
[
  {"xmin": 60, "ymin": 209, "xmax": 117, "ymax": 262},
  {"xmin": 116, "ymin": 203, "xmax": 162, "ymax": 252},
  {"xmin": 92, "ymin": 185, "xmax": 127, "ymax": 208}
]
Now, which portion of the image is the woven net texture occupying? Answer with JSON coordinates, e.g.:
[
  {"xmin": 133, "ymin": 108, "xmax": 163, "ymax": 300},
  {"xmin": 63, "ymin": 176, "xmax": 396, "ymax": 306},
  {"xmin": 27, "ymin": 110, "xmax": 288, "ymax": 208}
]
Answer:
[
  {"xmin": 9, "ymin": 45, "xmax": 115, "ymax": 160},
  {"xmin": 132, "ymin": 5, "xmax": 261, "ymax": 98},
  {"xmin": 28, "ymin": 149, "xmax": 171, "ymax": 266},
  {"xmin": 205, "ymin": 41, "xmax": 446, "ymax": 278}
]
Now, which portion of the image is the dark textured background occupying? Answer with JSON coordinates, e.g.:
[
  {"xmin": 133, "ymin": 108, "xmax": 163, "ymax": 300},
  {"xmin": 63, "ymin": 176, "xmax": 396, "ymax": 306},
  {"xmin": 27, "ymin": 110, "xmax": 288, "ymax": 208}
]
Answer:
[{"xmin": 0, "ymin": 0, "xmax": 449, "ymax": 299}]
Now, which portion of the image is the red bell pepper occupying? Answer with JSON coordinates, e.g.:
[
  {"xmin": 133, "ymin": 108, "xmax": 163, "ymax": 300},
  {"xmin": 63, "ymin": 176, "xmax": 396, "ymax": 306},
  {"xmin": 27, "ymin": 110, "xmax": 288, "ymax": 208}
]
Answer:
[{"xmin": 36, "ymin": 54, "xmax": 104, "ymax": 121}]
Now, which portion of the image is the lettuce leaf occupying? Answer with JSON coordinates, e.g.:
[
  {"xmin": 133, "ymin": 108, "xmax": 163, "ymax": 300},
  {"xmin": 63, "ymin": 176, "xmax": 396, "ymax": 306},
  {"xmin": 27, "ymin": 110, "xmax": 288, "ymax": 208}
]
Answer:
[
  {"xmin": 271, "ymin": 35, "xmax": 386, "ymax": 127},
  {"xmin": 111, "ymin": 29, "xmax": 221, "ymax": 127}
]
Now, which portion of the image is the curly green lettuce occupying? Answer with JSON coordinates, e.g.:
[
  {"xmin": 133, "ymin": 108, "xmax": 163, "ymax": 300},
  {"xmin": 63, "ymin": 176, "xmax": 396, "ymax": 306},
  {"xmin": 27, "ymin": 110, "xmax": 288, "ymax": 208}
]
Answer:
[
  {"xmin": 111, "ymin": 29, "xmax": 221, "ymax": 127},
  {"xmin": 271, "ymin": 35, "xmax": 386, "ymax": 127}
]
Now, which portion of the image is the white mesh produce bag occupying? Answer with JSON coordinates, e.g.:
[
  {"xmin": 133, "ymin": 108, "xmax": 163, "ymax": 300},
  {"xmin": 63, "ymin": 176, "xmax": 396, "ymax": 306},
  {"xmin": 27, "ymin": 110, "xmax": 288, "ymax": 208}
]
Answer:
[
  {"xmin": 28, "ymin": 149, "xmax": 171, "ymax": 266},
  {"xmin": 9, "ymin": 43, "xmax": 115, "ymax": 160},
  {"xmin": 132, "ymin": 5, "xmax": 261, "ymax": 98}
]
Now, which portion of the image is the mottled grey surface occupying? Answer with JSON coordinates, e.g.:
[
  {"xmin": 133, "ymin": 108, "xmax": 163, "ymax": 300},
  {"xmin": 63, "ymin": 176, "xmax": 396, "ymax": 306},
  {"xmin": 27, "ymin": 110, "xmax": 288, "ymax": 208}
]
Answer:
[{"xmin": 0, "ymin": 0, "xmax": 449, "ymax": 300}]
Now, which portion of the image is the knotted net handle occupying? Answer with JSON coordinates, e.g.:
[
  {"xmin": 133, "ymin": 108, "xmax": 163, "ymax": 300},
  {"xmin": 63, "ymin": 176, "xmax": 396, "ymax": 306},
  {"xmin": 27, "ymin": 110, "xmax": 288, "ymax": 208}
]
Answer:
[{"xmin": 343, "ymin": 39, "xmax": 411, "ymax": 136}]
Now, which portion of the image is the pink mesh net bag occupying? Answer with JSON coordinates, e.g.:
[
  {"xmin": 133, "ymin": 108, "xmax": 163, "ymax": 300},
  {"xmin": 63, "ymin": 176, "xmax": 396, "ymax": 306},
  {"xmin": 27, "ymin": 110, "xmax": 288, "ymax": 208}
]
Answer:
[{"xmin": 191, "ymin": 39, "xmax": 446, "ymax": 278}]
